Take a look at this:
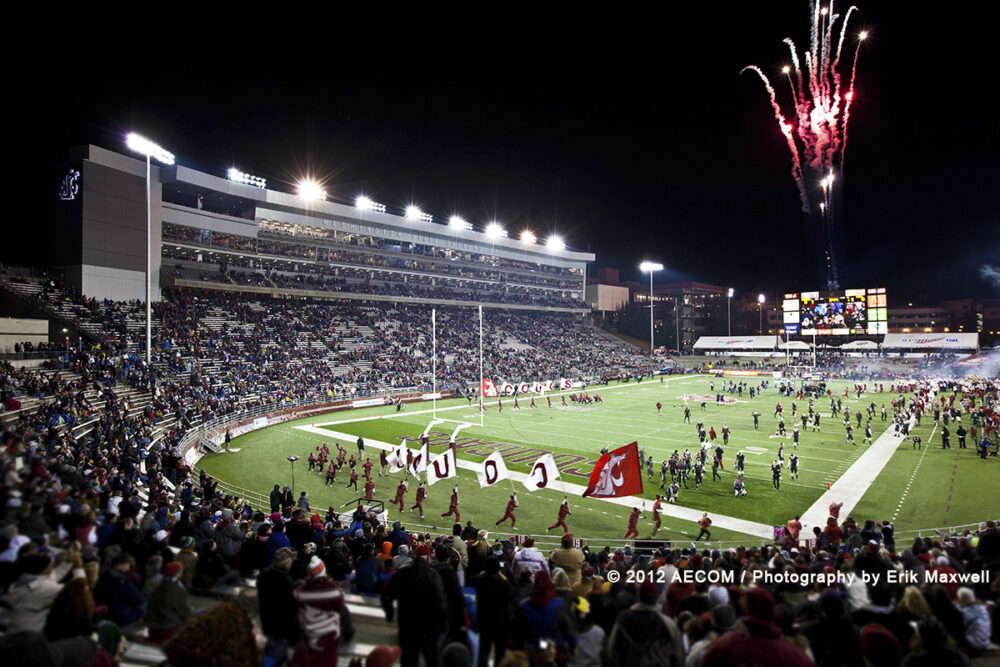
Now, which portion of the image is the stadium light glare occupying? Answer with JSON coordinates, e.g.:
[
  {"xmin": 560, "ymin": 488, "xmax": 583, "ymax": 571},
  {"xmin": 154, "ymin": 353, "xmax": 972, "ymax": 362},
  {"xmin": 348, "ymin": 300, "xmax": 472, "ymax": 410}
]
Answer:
[
  {"xmin": 126, "ymin": 132, "xmax": 174, "ymax": 165},
  {"xmin": 520, "ymin": 230, "xmax": 536, "ymax": 244},
  {"xmin": 449, "ymin": 215, "xmax": 472, "ymax": 231},
  {"xmin": 758, "ymin": 293, "xmax": 766, "ymax": 304},
  {"xmin": 297, "ymin": 179, "xmax": 327, "ymax": 201},
  {"xmin": 859, "ymin": 30, "xmax": 868, "ymax": 40},
  {"xmin": 546, "ymin": 235, "xmax": 565, "ymax": 252},
  {"xmin": 405, "ymin": 205, "xmax": 433, "ymax": 223},
  {"xmin": 485, "ymin": 222, "xmax": 507, "ymax": 240},
  {"xmin": 125, "ymin": 131, "xmax": 174, "ymax": 367},
  {"xmin": 639, "ymin": 261, "xmax": 664, "ymax": 272},
  {"xmin": 727, "ymin": 288, "xmax": 734, "ymax": 335},
  {"xmin": 228, "ymin": 167, "xmax": 266, "ymax": 189},
  {"xmin": 355, "ymin": 195, "xmax": 387, "ymax": 214}
]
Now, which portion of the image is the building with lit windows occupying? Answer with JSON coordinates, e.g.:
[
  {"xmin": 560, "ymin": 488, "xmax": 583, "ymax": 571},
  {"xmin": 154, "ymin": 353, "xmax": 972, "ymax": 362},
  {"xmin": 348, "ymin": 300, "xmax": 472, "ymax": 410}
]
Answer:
[{"xmin": 47, "ymin": 145, "xmax": 593, "ymax": 311}]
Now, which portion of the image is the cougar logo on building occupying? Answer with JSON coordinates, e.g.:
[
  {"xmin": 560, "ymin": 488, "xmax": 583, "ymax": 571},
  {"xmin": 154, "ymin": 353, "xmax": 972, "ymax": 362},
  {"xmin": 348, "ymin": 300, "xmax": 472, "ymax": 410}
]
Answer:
[{"xmin": 58, "ymin": 169, "xmax": 80, "ymax": 201}]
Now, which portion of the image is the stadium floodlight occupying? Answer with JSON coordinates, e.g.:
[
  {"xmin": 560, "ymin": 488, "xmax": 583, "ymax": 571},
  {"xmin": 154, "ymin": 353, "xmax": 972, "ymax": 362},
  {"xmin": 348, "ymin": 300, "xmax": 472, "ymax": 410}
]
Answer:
[
  {"xmin": 449, "ymin": 215, "xmax": 472, "ymax": 231},
  {"xmin": 126, "ymin": 132, "xmax": 174, "ymax": 165},
  {"xmin": 546, "ymin": 235, "xmax": 565, "ymax": 252},
  {"xmin": 405, "ymin": 205, "xmax": 433, "ymax": 223},
  {"xmin": 125, "ymin": 131, "xmax": 174, "ymax": 366},
  {"xmin": 727, "ymin": 288, "xmax": 734, "ymax": 335},
  {"xmin": 758, "ymin": 293, "xmax": 766, "ymax": 334},
  {"xmin": 485, "ymin": 222, "xmax": 507, "ymax": 240},
  {"xmin": 355, "ymin": 195, "xmax": 387, "ymax": 214},
  {"xmin": 520, "ymin": 230, "xmax": 537, "ymax": 244},
  {"xmin": 297, "ymin": 179, "xmax": 327, "ymax": 201},
  {"xmin": 640, "ymin": 261, "xmax": 663, "ymax": 356},
  {"xmin": 228, "ymin": 167, "xmax": 266, "ymax": 189}
]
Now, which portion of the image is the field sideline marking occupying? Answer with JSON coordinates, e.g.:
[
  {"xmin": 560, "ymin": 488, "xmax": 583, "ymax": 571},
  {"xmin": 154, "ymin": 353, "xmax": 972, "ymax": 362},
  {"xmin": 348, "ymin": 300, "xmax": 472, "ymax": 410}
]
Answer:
[{"xmin": 798, "ymin": 410, "xmax": 921, "ymax": 533}]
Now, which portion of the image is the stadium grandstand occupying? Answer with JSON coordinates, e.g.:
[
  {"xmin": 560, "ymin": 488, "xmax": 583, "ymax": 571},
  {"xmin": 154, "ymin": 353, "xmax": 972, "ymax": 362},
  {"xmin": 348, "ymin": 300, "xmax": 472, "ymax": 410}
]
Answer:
[{"xmin": 1, "ymin": 144, "xmax": 998, "ymax": 666}]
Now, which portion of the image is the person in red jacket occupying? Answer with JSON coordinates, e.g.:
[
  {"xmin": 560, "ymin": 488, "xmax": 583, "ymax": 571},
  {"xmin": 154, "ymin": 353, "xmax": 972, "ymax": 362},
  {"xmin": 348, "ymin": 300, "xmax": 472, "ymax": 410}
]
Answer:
[
  {"xmin": 651, "ymin": 496, "xmax": 663, "ymax": 536},
  {"xmin": 823, "ymin": 516, "xmax": 844, "ymax": 548},
  {"xmin": 623, "ymin": 507, "xmax": 642, "ymax": 540},
  {"xmin": 495, "ymin": 494, "xmax": 519, "ymax": 528},
  {"xmin": 545, "ymin": 497, "xmax": 571, "ymax": 533},
  {"xmin": 441, "ymin": 486, "xmax": 460, "ymax": 523},
  {"xmin": 291, "ymin": 557, "xmax": 351, "ymax": 666},
  {"xmin": 787, "ymin": 514, "xmax": 802, "ymax": 546},
  {"xmin": 828, "ymin": 501, "xmax": 843, "ymax": 520},
  {"xmin": 379, "ymin": 449, "xmax": 389, "ymax": 477},
  {"xmin": 701, "ymin": 587, "xmax": 812, "ymax": 666},
  {"xmin": 346, "ymin": 468, "xmax": 358, "ymax": 492},
  {"xmin": 410, "ymin": 482, "xmax": 426, "ymax": 518},
  {"xmin": 362, "ymin": 458, "xmax": 373, "ymax": 480},
  {"xmin": 391, "ymin": 479, "xmax": 407, "ymax": 512},
  {"xmin": 363, "ymin": 478, "xmax": 375, "ymax": 500}
]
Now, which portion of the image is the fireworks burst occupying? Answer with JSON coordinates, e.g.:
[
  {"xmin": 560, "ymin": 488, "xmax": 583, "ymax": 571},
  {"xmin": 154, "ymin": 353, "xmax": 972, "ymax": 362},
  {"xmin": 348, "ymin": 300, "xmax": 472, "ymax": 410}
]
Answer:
[{"xmin": 742, "ymin": 1, "xmax": 867, "ymax": 214}]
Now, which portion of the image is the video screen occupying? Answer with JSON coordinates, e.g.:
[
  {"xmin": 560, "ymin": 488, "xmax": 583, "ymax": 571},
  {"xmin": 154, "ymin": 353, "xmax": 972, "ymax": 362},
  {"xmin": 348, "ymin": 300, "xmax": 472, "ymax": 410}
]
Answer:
[{"xmin": 800, "ymin": 295, "xmax": 867, "ymax": 335}]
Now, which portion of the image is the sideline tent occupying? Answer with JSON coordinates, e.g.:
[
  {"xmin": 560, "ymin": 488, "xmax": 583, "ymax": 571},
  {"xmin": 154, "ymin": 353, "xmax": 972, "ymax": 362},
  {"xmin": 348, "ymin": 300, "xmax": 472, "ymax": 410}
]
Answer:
[
  {"xmin": 779, "ymin": 341, "xmax": 811, "ymax": 350},
  {"xmin": 840, "ymin": 340, "xmax": 879, "ymax": 350},
  {"xmin": 881, "ymin": 333, "xmax": 979, "ymax": 351},
  {"xmin": 693, "ymin": 336, "xmax": 779, "ymax": 351}
]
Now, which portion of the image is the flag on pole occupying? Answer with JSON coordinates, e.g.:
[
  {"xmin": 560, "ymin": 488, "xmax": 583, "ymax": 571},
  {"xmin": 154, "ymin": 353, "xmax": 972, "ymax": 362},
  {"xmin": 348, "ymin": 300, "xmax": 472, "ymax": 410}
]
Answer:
[
  {"xmin": 523, "ymin": 454, "xmax": 560, "ymax": 491},
  {"xmin": 388, "ymin": 439, "xmax": 408, "ymax": 473},
  {"xmin": 427, "ymin": 447, "xmax": 457, "ymax": 486},
  {"xmin": 582, "ymin": 441, "xmax": 644, "ymax": 498},
  {"xmin": 480, "ymin": 378, "xmax": 499, "ymax": 398},
  {"xmin": 477, "ymin": 451, "xmax": 511, "ymax": 487},
  {"xmin": 409, "ymin": 439, "xmax": 429, "ymax": 476}
]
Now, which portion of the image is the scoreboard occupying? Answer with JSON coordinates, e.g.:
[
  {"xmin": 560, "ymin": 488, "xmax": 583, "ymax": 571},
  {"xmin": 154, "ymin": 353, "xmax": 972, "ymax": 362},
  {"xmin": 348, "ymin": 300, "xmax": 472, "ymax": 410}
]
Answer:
[{"xmin": 782, "ymin": 288, "xmax": 887, "ymax": 335}]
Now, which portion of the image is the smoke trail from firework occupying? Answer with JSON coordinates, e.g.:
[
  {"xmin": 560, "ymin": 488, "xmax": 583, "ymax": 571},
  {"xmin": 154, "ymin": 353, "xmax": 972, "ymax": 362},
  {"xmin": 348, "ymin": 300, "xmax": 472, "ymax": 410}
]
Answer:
[
  {"xmin": 743, "ymin": 1, "xmax": 866, "ymax": 214},
  {"xmin": 981, "ymin": 265, "xmax": 1000, "ymax": 290}
]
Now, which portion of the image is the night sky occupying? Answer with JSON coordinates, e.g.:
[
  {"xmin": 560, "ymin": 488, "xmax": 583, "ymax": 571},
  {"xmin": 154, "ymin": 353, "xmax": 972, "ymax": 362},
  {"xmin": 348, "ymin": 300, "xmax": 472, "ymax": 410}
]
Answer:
[{"xmin": 13, "ymin": 1, "xmax": 999, "ymax": 302}]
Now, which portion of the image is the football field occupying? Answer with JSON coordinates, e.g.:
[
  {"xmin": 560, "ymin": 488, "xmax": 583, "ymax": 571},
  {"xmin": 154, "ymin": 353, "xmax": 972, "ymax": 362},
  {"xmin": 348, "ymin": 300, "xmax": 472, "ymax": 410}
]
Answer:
[{"xmin": 197, "ymin": 374, "xmax": 997, "ymax": 546}]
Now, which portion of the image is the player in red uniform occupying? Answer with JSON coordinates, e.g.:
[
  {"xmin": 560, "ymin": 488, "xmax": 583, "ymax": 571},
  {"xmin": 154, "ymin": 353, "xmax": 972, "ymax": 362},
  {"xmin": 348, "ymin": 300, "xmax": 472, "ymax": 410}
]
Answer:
[
  {"xmin": 362, "ymin": 458, "xmax": 373, "ymax": 480},
  {"xmin": 363, "ymin": 478, "xmax": 375, "ymax": 500},
  {"xmin": 498, "ymin": 399, "xmax": 503, "ymax": 413},
  {"xmin": 514, "ymin": 397, "xmax": 520, "ymax": 409},
  {"xmin": 657, "ymin": 401, "xmax": 662, "ymax": 415},
  {"xmin": 651, "ymin": 496, "xmax": 663, "ymax": 536},
  {"xmin": 546, "ymin": 497, "xmax": 572, "ymax": 533},
  {"xmin": 623, "ymin": 507, "xmax": 642, "ymax": 540},
  {"xmin": 325, "ymin": 463, "xmax": 336, "ymax": 486},
  {"xmin": 547, "ymin": 396, "xmax": 552, "ymax": 408},
  {"xmin": 379, "ymin": 449, "xmax": 388, "ymax": 476},
  {"xmin": 410, "ymin": 482, "xmax": 426, "ymax": 518},
  {"xmin": 495, "ymin": 494, "xmax": 519, "ymax": 528},
  {"xmin": 441, "ymin": 485, "xmax": 460, "ymax": 523},
  {"xmin": 346, "ymin": 468, "xmax": 358, "ymax": 492},
  {"xmin": 391, "ymin": 479, "xmax": 407, "ymax": 512},
  {"xmin": 561, "ymin": 396, "xmax": 567, "ymax": 407}
]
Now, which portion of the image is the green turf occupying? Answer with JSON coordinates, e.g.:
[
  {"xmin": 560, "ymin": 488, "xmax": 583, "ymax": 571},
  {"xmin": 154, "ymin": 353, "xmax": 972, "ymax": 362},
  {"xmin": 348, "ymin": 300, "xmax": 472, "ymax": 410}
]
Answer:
[{"xmin": 197, "ymin": 376, "xmax": 997, "ymax": 544}]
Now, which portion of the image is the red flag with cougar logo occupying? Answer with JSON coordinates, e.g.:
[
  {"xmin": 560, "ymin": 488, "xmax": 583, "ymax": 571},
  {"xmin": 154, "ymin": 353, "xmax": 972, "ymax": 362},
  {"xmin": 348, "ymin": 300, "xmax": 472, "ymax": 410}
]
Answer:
[{"xmin": 582, "ymin": 441, "xmax": 644, "ymax": 498}]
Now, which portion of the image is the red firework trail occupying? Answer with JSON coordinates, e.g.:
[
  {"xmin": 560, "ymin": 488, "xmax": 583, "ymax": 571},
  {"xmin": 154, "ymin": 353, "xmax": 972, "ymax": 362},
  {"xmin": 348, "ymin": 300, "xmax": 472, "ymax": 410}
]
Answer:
[{"xmin": 742, "ymin": 1, "xmax": 867, "ymax": 213}]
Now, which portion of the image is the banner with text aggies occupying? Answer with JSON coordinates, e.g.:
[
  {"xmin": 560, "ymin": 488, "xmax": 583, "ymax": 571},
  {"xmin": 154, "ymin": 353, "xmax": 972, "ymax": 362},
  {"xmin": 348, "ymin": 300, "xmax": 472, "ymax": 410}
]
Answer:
[
  {"xmin": 582, "ymin": 442, "xmax": 644, "ymax": 498},
  {"xmin": 427, "ymin": 447, "xmax": 457, "ymax": 486},
  {"xmin": 477, "ymin": 451, "xmax": 511, "ymax": 487},
  {"xmin": 523, "ymin": 454, "xmax": 560, "ymax": 492}
]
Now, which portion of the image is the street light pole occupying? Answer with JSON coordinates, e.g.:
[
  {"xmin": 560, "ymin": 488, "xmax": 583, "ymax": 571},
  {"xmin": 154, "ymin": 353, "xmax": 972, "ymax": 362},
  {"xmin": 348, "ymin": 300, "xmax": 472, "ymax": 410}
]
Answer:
[
  {"xmin": 639, "ymin": 261, "xmax": 664, "ymax": 357},
  {"xmin": 125, "ymin": 133, "xmax": 174, "ymax": 365},
  {"xmin": 758, "ymin": 293, "xmax": 766, "ymax": 335},
  {"xmin": 288, "ymin": 456, "xmax": 300, "ymax": 495}
]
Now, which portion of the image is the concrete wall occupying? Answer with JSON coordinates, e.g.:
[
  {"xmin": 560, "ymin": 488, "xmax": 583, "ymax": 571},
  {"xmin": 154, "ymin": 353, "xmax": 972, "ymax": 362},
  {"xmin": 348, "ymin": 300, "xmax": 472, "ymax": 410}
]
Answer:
[{"xmin": 0, "ymin": 317, "xmax": 48, "ymax": 354}]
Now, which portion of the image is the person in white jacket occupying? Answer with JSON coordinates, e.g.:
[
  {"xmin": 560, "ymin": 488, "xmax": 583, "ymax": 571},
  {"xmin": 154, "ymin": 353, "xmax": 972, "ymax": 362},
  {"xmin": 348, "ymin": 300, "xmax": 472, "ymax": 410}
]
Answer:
[
  {"xmin": 512, "ymin": 537, "xmax": 549, "ymax": 577},
  {"xmin": 3, "ymin": 542, "xmax": 86, "ymax": 634}
]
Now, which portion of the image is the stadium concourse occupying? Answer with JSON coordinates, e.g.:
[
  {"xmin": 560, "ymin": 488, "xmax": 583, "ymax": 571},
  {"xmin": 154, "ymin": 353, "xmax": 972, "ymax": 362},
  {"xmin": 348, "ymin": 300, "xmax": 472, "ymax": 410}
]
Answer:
[{"xmin": 2, "ymin": 281, "xmax": 1000, "ymax": 666}]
